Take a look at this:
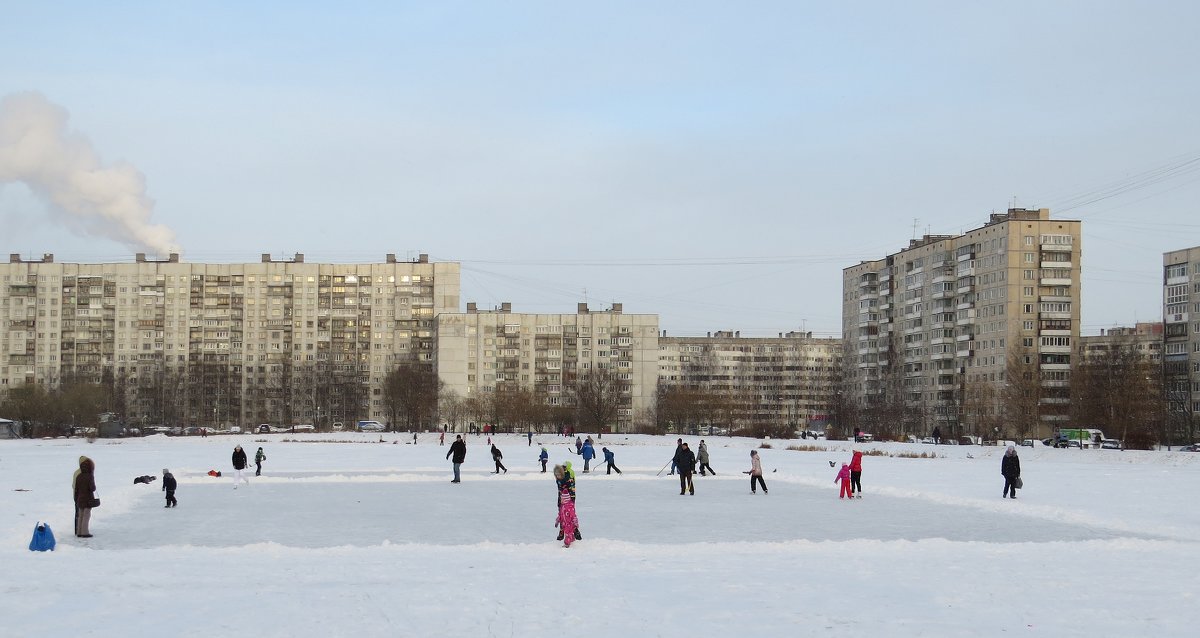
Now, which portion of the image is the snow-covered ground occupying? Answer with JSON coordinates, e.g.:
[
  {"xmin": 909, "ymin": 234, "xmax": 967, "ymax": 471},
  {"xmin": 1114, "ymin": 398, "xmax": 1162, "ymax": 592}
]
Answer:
[{"xmin": 3, "ymin": 433, "xmax": 1200, "ymax": 637}]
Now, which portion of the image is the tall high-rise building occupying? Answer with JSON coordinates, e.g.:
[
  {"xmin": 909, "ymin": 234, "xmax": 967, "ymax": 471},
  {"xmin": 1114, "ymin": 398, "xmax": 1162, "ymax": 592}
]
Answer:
[
  {"xmin": 1163, "ymin": 246, "xmax": 1200, "ymax": 439},
  {"xmin": 0, "ymin": 253, "xmax": 460, "ymax": 428},
  {"xmin": 434, "ymin": 302, "xmax": 659, "ymax": 431},
  {"xmin": 841, "ymin": 208, "xmax": 1081, "ymax": 440}
]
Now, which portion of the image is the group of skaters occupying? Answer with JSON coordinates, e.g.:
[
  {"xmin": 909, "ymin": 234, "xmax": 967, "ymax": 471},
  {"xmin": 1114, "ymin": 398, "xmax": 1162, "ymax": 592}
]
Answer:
[{"xmin": 667, "ymin": 438, "xmax": 766, "ymax": 496}]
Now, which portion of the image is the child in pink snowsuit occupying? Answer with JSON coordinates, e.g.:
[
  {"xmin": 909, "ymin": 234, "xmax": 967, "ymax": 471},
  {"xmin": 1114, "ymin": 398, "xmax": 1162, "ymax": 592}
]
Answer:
[
  {"xmin": 836, "ymin": 463, "xmax": 852, "ymax": 499},
  {"xmin": 556, "ymin": 487, "xmax": 579, "ymax": 547}
]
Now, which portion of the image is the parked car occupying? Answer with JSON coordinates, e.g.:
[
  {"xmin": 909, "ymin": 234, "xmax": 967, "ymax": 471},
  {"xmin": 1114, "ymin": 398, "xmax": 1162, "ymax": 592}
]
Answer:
[
  {"xmin": 291, "ymin": 424, "xmax": 315, "ymax": 433},
  {"xmin": 229, "ymin": 426, "xmax": 242, "ymax": 434},
  {"xmin": 1179, "ymin": 444, "xmax": 1200, "ymax": 452},
  {"xmin": 1100, "ymin": 439, "xmax": 1122, "ymax": 450},
  {"xmin": 331, "ymin": 422, "xmax": 345, "ymax": 431},
  {"xmin": 258, "ymin": 424, "xmax": 272, "ymax": 434},
  {"xmin": 1021, "ymin": 439, "xmax": 1035, "ymax": 447},
  {"xmin": 357, "ymin": 420, "xmax": 385, "ymax": 432}
]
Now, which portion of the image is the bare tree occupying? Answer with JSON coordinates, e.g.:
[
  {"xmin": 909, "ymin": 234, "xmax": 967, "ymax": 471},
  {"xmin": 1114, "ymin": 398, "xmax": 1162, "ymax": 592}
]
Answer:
[
  {"xmin": 570, "ymin": 367, "xmax": 625, "ymax": 433},
  {"xmin": 382, "ymin": 363, "xmax": 443, "ymax": 431}
]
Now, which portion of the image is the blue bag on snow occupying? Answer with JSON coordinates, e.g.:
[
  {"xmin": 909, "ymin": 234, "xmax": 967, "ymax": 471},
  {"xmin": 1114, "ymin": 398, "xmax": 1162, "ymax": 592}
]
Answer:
[{"xmin": 29, "ymin": 522, "xmax": 56, "ymax": 552}]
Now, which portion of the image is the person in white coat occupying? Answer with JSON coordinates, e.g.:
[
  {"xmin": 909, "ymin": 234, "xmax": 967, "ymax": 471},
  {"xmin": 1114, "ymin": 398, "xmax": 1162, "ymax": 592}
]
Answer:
[{"xmin": 745, "ymin": 450, "xmax": 768, "ymax": 495}]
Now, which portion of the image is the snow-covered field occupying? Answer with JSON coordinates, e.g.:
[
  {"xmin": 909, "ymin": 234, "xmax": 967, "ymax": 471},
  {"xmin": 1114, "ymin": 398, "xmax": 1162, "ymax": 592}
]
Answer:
[{"xmin": 4, "ymin": 433, "xmax": 1200, "ymax": 637}]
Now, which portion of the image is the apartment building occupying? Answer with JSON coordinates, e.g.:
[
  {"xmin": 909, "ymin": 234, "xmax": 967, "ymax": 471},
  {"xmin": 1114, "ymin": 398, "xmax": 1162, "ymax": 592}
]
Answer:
[
  {"xmin": 1163, "ymin": 246, "xmax": 1200, "ymax": 431},
  {"xmin": 434, "ymin": 302, "xmax": 659, "ymax": 430},
  {"xmin": 0, "ymin": 253, "xmax": 460, "ymax": 427},
  {"xmin": 1078, "ymin": 323, "xmax": 1162, "ymax": 364},
  {"xmin": 658, "ymin": 330, "xmax": 842, "ymax": 433},
  {"xmin": 842, "ymin": 208, "xmax": 1082, "ymax": 439}
]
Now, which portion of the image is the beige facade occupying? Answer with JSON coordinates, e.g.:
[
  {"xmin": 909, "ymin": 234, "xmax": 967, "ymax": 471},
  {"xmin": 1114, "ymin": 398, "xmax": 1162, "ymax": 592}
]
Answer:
[
  {"xmin": 1078, "ymin": 323, "xmax": 1162, "ymax": 364},
  {"xmin": 841, "ymin": 208, "xmax": 1082, "ymax": 438},
  {"xmin": 0, "ymin": 253, "xmax": 460, "ymax": 427},
  {"xmin": 1163, "ymin": 246, "xmax": 1200, "ymax": 421},
  {"xmin": 434, "ymin": 302, "xmax": 659, "ymax": 430},
  {"xmin": 658, "ymin": 331, "xmax": 842, "ymax": 431}
]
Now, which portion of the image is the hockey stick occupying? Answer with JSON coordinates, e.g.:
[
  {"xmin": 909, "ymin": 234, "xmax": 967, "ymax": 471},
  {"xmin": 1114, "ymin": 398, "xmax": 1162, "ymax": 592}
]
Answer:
[{"xmin": 655, "ymin": 459, "xmax": 672, "ymax": 477}]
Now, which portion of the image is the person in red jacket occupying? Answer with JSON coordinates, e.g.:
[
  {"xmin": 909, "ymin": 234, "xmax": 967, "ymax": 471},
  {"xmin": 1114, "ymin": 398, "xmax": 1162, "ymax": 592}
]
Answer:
[{"xmin": 849, "ymin": 450, "xmax": 863, "ymax": 498}]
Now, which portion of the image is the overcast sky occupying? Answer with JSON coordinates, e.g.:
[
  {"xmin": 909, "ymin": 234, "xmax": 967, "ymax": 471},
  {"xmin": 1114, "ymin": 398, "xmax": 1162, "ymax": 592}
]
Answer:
[{"xmin": 2, "ymin": 1, "xmax": 1197, "ymax": 337}]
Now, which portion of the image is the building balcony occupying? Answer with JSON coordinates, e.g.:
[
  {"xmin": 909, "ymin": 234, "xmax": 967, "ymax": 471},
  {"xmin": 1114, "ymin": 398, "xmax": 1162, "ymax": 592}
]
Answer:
[
  {"xmin": 1040, "ymin": 311, "xmax": 1071, "ymax": 320},
  {"xmin": 1040, "ymin": 278, "xmax": 1072, "ymax": 286},
  {"xmin": 1039, "ymin": 362, "xmax": 1071, "ymax": 371},
  {"xmin": 1039, "ymin": 261, "xmax": 1073, "ymax": 269},
  {"xmin": 1038, "ymin": 344, "xmax": 1072, "ymax": 355},
  {"xmin": 1040, "ymin": 329, "xmax": 1071, "ymax": 336},
  {"xmin": 1165, "ymin": 311, "xmax": 1189, "ymax": 324},
  {"xmin": 956, "ymin": 347, "xmax": 973, "ymax": 358}
]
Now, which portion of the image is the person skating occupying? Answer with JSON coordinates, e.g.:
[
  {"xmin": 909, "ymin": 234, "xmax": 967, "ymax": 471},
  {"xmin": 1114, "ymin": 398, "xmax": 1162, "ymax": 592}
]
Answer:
[
  {"xmin": 602, "ymin": 447, "xmax": 622, "ymax": 475},
  {"xmin": 668, "ymin": 438, "xmax": 683, "ymax": 475},
  {"xmin": 1001, "ymin": 445, "xmax": 1021, "ymax": 499},
  {"xmin": 73, "ymin": 456, "xmax": 97, "ymax": 537},
  {"xmin": 580, "ymin": 438, "xmax": 596, "ymax": 473},
  {"xmin": 574, "ymin": 435, "xmax": 583, "ymax": 455},
  {"xmin": 746, "ymin": 450, "xmax": 767, "ymax": 494},
  {"xmin": 849, "ymin": 449, "xmax": 863, "ymax": 498},
  {"xmin": 674, "ymin": 442, "xmax": 696, "ymax": 495},
  {"xmin": 231, "ymin": 445, "xmax": 249, "ymax": 488},
  {"xmin": 162, "ymin": 468, "xmax": 177, "ymax": 507},
  {"xmin": 491, "ymin": 443, "xmax": 508, "ymax": 474},
  {"xmin": 697, "ymin": 440, "xmax": 715, "ymax": 476},
  {"xmin": 527, "ymin": 430, "xmax": 533, "ymax": 447},
  {"xmin": 539, "ymin": 447, "xmax": 549, "ymax": 473},
  {"xmin": 254, "ymin": 447, "xmax": 266, "ymax": 477},
  {"xmin": 835, "ymin": 463, "xmax": 852, "ymax": 499},
  {"xmin": 447, "ymin": 435, "xmax": 467, "ymax": 482}
]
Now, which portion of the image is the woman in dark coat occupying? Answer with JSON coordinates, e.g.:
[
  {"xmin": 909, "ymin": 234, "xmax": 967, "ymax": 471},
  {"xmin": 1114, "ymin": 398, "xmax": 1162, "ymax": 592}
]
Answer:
[
  {"xmin": 1001, "ymin": 446, "xmax": 1021, "ymax": 499},
  {"xmin": 73, "ymin": 456, "xmax": 96, "ymax": 537}
]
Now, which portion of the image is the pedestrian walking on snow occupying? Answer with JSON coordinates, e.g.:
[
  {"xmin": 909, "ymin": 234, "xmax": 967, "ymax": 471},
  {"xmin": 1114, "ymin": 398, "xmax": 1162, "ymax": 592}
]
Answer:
[
  {"xmin": 491, "ymin": 444, "xmax": 508, "ymax": 474},
  {"xmin": 231, "ymin": 445, "xmax": 249, "ymax": 488},
  {"xmin": 602, "ymin": 447, "xmax": 622, "ymax": 475},
  {"xmin": 527, "ymin": 430, "xmax": 533, "ymax": 446},
  {"xmin": 255, "ymin": 447, "xmax": 266, "ymax": 476},
  {"xmin": 835, "ymin": 463, "xmax": 852, "ymax": 499},
  {"xmin": 1001, "ymin": 446, "xmax": 1021, "ymax": 499},
  {"xmin": 575, "ymin": 436, "xmax": 583, "ymax": 455},
  {"xmin": 447, "ymin": 435, "xmax": 467, "ymax": 483},
  {"xmin": 162, "ymin": 468, "xmax": 177, "ymax": 507},
  {"xmin": 674, "ymin": 442, "xmax": 697, "ymax": 495},
  {"xmin": 746, "ymin": 450, "xmax": 767, "ymax": 494},
  {"xmin": 849, "ymin": 449, "xmax": 863, "ymax": 498},
  {"xmin": 697, "ymin": 440, "xmax": 715, "ymax": 476},
  {"xmin": 539, "ymin": 447, "xmax": 549, "ymax": 473}
]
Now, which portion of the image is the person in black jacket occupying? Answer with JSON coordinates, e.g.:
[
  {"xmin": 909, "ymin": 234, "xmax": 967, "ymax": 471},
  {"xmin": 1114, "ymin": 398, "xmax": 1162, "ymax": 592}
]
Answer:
[
  {"xmin": 674, "ymin": 442, "xmax": 697, "ymax": 495},
  {"xmin": 1001, "ymin": 446, "xmax": 1021, "ymax": 499},
  {"xmin": 162, "ymin": 468, "xmax": 178, "ymax": 508},
  {"xmin": 447, "ymin": 435, "xmax": 467, "ymax": 483},
  {"xmin": 232, "ymin": 445, "xmax": 249, "ymax": 489},
  {"xmin": 491, "ymin": 444, "xmax": 507, "ymax": 474}
]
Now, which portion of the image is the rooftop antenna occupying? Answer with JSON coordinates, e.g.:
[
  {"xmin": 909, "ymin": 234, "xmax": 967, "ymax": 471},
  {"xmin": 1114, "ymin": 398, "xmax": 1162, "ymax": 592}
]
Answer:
[
  {"xmin": 911, "ymin": 218, "xmax": 919, "ymax": 240},
  {"xmin": 582, "ymin": 287, "xmax": 588, "ymax": 305}
]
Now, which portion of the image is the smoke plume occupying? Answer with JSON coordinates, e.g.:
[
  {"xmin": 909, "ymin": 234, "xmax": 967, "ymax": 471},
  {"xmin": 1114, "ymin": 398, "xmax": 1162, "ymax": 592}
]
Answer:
[{"xmin": 0, "ymin": 91, "xmax": 180, "ymax": 255}]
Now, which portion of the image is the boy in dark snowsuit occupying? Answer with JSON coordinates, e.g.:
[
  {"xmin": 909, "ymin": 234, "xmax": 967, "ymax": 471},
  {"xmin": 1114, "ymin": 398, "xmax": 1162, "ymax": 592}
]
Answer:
[
  {"xmin": 255, "ymin": 447, "xmax": 266, "ymax": 476},
  {"xmin": 602, "ymin": 447, "xmax": 622, "ymax": 474},
  {"xmin": 539, "ymin": 447, "xmax": 549, "ymax": 473},
  {"xmin": 491, "ymin": 444, "xmax": 507, "ymax": 474},
  {"xmin": 162, "ymin": 468, "xmax": 177, "ymax": 507}
]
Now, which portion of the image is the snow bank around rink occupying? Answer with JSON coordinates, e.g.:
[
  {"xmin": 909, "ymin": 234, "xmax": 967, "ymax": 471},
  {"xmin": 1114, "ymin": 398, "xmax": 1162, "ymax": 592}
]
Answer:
[{"xmin": 3, "ymin": 432, "xmax": 1200, "ymax": 637}]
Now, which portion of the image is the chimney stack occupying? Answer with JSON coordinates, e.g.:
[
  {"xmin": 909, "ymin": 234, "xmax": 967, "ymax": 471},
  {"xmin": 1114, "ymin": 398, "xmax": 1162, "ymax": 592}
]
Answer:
[
  {"xmin": 578, "ymin": 303, "xmax": 589, "ymax": 314},
  {"xmin": 467, "ymin": 302, "xmax": 477, "ymax": 313}
]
